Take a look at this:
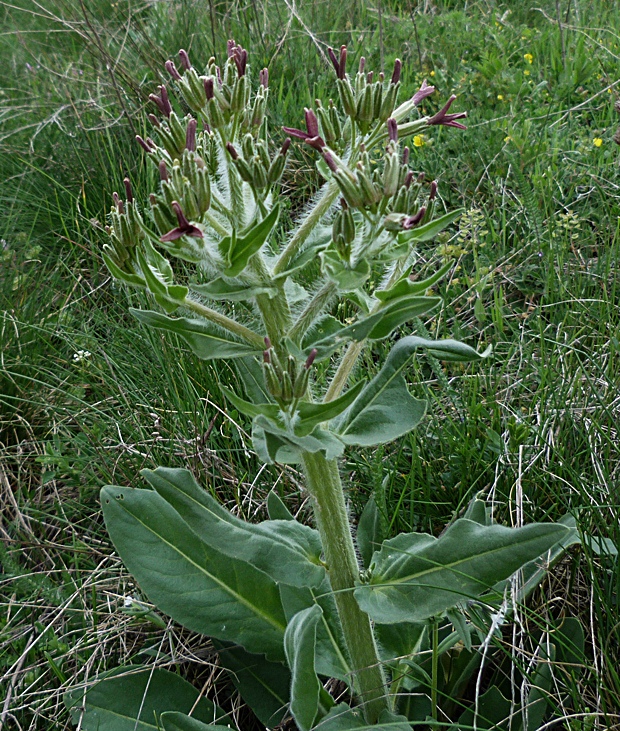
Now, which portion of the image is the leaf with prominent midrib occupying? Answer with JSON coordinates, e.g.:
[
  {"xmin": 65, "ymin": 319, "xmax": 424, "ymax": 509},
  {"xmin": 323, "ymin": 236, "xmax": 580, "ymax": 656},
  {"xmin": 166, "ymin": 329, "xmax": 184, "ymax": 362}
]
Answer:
[
  {"xmin": 314, "ymin": 704, "xmax": 411, "ymax": 731},
  {"xmin": 64, "ymin": 667, "xmax": 227, "ymax": 731},
  {"xmin": 355, "ymin": 519, "xmax": 569, "ymax": 624},
  {"xmin": 101, "ymin": 486, "xmax": 287, "ymax": 660},
  {"xmin": 161, "ymin": 714, "xmax": 232, "ymax": 731},
  {"xmin": 142, "ymin": 467, "xmax": 325, "ymax": 589},
  {"xmin": 130, "ymin": 309, "xmax": 262, "ymax": 359}
]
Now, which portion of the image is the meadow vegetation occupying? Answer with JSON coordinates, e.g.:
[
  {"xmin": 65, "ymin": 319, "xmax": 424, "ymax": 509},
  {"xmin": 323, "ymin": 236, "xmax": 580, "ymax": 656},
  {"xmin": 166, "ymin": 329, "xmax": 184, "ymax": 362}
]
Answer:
[{"xmin": 1, "ymin": 0, "xmax": 619, "ymax": 728}]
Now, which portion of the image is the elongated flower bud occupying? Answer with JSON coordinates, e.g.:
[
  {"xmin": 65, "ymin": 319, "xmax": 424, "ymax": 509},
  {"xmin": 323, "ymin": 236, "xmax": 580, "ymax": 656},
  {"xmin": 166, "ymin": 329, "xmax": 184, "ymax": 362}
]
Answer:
[
  {"xmin": 179, "ymin": 49, "xmax": 191, "ymax": 70},
  {"xmin": 166, "ymin": 60, "xmax": 182, "ymax": 81}
]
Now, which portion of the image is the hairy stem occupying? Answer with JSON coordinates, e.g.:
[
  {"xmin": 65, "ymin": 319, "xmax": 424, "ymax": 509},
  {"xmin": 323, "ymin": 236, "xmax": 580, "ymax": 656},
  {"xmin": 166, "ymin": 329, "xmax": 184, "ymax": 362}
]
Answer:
[
  {"xmin": 183, "ymin": 298, "xmax": 264, "ymax": 348},
  {"xmin": 302, "ymin": 451, "xmax": 387, "ymax": 724},
  {"xmin": 273, "ymin": 180, "xmax": 339, "ymax": 276},
  {"xmin": 288, "ymin": 280, "xmax": 337, "ymax": 343}
]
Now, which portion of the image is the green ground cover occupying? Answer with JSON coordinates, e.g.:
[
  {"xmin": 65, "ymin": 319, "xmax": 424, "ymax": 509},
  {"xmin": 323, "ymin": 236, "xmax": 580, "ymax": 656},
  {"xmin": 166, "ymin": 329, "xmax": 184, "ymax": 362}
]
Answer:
[{"xmin": 1, "ymin": 0, "xmax": 618, "ymax": 728}]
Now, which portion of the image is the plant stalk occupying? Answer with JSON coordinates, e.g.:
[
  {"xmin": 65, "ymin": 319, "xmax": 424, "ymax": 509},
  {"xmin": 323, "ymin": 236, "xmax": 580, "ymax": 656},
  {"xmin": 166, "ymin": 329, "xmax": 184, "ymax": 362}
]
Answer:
[
  {"xmin": 301, "ymin": 451, "xmax": 387, "ymax": 724},
  {"xmin": 183, "ymin": 298, "xmax": 264, "ymax": 348}
]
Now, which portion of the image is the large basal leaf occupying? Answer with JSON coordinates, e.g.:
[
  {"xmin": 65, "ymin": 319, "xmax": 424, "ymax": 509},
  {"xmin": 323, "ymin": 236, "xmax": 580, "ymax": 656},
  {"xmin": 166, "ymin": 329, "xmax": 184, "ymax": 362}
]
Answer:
[
  {"xmin": 355, "ymin": 519, "xmax": 570, "ymax": 624},
  {"xmin": 161, "ymin": 714, "xmax": 232, "ymax": 731},
  {"xmin": 142, "ymin": 467, "xmax": 325, "ymax": 589},
  {"xmin": 214, "ymin": 641, "xmax": 291, "ymax": 728},
  {"xmin": 284, "ymin": 605, "xmax": 323, "ymax": 731},
  {"xmin": 64, "ymin": 667, "xmax": 226, "ymax": 731},
  {"xmin": 130, "ymin": 309, "xmax": 262, "ymax": 359},
  {"xmin": 336, "ymin": 336, "xmax": 490, "ymax": 447},
  {"xmin": 454, "ymin": 685, "xmax": 511, "ymax": 730},
  {"xmin": 101, "ymin": 486, "xmax": 286, "ymax": 660},
  {"xmin": 280, "ymin": 581, "xmax": 350, "ymax": 681},
  {"xmin": 314, "ymin": 704, "xmax": 411, "ymax": 731}
]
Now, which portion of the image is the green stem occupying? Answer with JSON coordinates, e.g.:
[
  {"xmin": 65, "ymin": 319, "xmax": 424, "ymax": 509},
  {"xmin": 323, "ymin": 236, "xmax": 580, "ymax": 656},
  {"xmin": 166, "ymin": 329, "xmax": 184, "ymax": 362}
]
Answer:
[
  {"xmin": 183, "ymin": 298, "xmax": 264, "ymax": 349},
  {"xmin": 301, "ymin": 451, "xmax": 387, "ymax": 724},
  {"xmin": 273, "ymin": 180, "xmax": 340, "ymax": 276}
]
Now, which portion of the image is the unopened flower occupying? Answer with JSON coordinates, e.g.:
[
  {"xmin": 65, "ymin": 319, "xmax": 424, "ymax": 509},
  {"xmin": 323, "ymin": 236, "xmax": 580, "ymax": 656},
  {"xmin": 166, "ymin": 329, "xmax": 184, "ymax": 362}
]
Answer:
[
  {"xmin": 149, "ymin": 85, "xmax": 172, "ymax": 118},
  {"xmin": 160, "ymin": 201, "xmax": 203, "ymax": 241},
  {"xmin": 427, "ymin": 95, "xmax": 467, "ymax": 129},
  {"xmin": 412, "ymin": 80, "xmax": 435, "ymax": 106},
  {"xmin": 387, "ymin": 118, "xmax": 398, "ymax": 143},
  {"xmin": 282, "ymin": 108, "xmax": 326, "ymax": 150},
  {"xmin": 165, "ymin": 60, "xmax": 182, "ymax": 81},
  {"xmin": 327, "ymin": 45, "xmax": 347, "ymax": 80},
  {"xmin": 179, "ymin": 49, "xmax": 191, "ymax": 70}
]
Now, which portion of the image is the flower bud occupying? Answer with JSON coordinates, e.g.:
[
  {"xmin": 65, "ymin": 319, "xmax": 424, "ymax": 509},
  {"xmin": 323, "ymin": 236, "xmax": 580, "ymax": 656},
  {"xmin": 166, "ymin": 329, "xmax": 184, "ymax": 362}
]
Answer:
[
  {"xmin": 166, "ymin": 60, "xmax": 182, "ymax": 81},
  {"xmin": 179, "ymin": 49, "xmax": 191, "ymax": 70}
]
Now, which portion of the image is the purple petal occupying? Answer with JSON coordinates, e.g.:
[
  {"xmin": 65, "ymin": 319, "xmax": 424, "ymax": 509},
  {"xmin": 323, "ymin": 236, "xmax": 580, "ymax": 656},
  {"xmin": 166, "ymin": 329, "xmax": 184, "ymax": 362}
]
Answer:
[
  {"xmin": 179, "ymin": 49, "xmax": 191, "ymax": 70},
  {"xmin": 412, "ymin": 80, "xmax": 436, "ymax": 106},
  {"xmin": 305, "ymin": 108, "xmax": 319, "ymax": 138},
  {"xmin": 165, "ymin": 60, "xmax": 181, "ymax": 81},
  {"xmin": 387, "ymin": 118, "xmax": 398, "ymax": 143},
  {"xmin": 391, "ymin": 58, "xmax": 402, "ymax": 85}
]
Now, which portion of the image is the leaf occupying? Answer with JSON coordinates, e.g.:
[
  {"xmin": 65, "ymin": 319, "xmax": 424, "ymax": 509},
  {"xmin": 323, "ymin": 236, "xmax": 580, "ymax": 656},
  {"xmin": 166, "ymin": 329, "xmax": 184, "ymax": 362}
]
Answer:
[
  {"xmin": 235, "ymin": 356, "xmax": 274, "ymax": 405},
  {"xmin": 455, "ymin": 685, "xmax": 511, "ymax": 730},
  {"xmin": 275, "ymin": 224, "xmax": 333, "ymax": 280},
  {"xmin": 314, "ymin": 704, "xmax": 412, "ymax": 731},
  {"xmin": 284, "ymin": 605, "xmax": 323, "ymax": 731},
  {"xmin": 267, "ymin": 490, "xmax": 295, "ymax": 521},
  {"xmin": 375, "ymin": 261, "xmax": 453, "ymax": 302},
  {"xmin": 142, "ymin": 467, "xmax": 325, "ymax": 589},
  {"xmin": 280, "ymin": 581, "xmax": 350, "ymax": 681},
  {"xmin": 463, "ymin": 496, "xmax": 489, "ymax": 525},
  {"xmin": 397, "ymin": 209, "xmax": 464, "ymax": 244},
  {"xmin": 364, "ymin": 297, "xmax": 441, "ymax": 340},
  {"xmin": 130, "ymin": 309, "xmax": 262, "ymax": 359},
  {"xmin": 214, "ymin": 641, "xmax": 291, "ymax": 728},
  {"xmin": 64, "ymin": 667, "xmax": 226, "ymax": 731},
  {"xmin": 321, "ymin": 250, "xmax": 371, "ymax": 291},
  {"xmin": 374, "ymin": 621, "xmax": 426, "ymax": 665},
  {"xmin": 102, "ymin": 251, "xmax": 146, "ymax": 288},
  {"xmin": 191, "ymin": 277, "xmax": 277, "ymax": 300},
  {"xmin": 357, "ymin": 496, "xmax": 385, "ymax": 569},
  {"xmin": 295, "ymin": 381, "xmax": 366, "ymax": 436},
  {"xmin": 221, "ymin": 204, "xmax": 280, "ymax": 277},
  {"xmin": 355, "ymin": 519, "xmax": 570, "ymax": 623},
  {"xmin": 337, "ymin": 336, "xmax": 490, "ymax": 447},
  {"xmin": 523, "ymin": 642, "xmax": 555, "ymax": 731},
  {"xmin": 219, "ymin": 386, "xmax": 281, "ymax": 421},
  {"xmin": 252, "ymin": 415, "xmax": 345, "ymax": 464},
  {"xmin": 100, "ymin": 486, "xmax": 287, "ymax": 660},
  {"xmin": 160, "ymin": 714, "xmax": 232, "ymax": 731}
]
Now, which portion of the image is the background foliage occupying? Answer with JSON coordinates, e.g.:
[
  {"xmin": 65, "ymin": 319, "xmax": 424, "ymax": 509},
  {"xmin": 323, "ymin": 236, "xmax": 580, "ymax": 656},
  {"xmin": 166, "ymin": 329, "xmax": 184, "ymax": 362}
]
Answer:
[{"xmin": 1, "ymin": 0, "xmax": 618, "ymax": 727}]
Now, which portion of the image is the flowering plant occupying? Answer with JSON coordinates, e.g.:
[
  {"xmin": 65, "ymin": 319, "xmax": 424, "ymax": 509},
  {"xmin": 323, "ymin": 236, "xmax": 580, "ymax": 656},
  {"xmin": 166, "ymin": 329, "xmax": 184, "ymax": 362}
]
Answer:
[{"xmin": 66, "ymin": 42, "xmax": 576, "ymax": 731}]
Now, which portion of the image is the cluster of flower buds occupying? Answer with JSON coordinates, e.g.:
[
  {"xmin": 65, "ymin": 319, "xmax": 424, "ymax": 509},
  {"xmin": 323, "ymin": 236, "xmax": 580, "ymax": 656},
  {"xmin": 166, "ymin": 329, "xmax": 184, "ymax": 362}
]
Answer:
[
  {"xmin": 331, "ymin": 200, "xmax": 356, "ymax": 263},
  {"xmin": 162, "ymin": 43, "xmax": 268, "ymax": 133},
  {"xmin": 329, "ymin": 47, "xmax": 401, "ymax": 133},
  {"xmin": 263, "ymin": 338, "xmax": 318, "ymax": 407},
  {"xmin": 226, "ymin": 135, "xmax": 292, "ymax": 194},
  {"xmin": 102, "ymin": 178, "xmax": 144, "ymax": 278}
]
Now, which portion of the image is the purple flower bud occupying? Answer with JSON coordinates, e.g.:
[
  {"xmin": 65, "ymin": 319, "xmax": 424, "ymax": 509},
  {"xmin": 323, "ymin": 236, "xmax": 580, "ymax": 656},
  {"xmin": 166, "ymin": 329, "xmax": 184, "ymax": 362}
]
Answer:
[
  {"xmin": 338, "ymin": 46, "xmax": 347, "ymax": 79},
  {"xmin": 328, "ymin": 47, "xmax": 340, "ymax": 77},
  {"xmin": 359, "ymin": 57, "xmax": 366, "ymax": 74},
  {"xmin": 165, "ymin": 60, "xmax": 182, "ymax": 81},
  {"xmin": 387, "ymin": 117, "xmax": 398, "ymax": 143},
  {"xmin": 160, "ymin": 201, "xmax": 204, "ymax": 241},
  {"xmin": 402, "ymin": 146, "xmax": 410, "ymax": 165},
  {"xmin": 226, "ymin": 142, "xmax": 238, "ymax": 160},
  {"xmin": 404, "ymin": 170, "xmax": 414, "ymax": 188},
  {"xmin": 403, "ymin": 207, "xmax": 426, "ymax": 229},
  {"xmin": 304, "ymin": 348, "xmax": 318, "ymax": 369},
  {"xmin": 186, "ymin": 117, "xmax": 197, "ymax": 152},
  {"xmin": 123, "ymin": 177, "xmax": 133, "ymax": 203},
  {"xmin": 113, "ymin": 191, "xmax": 120, "ymax": 208},
  {"xmin": 136, "ymin": 135, "xmax": 154, "ymax": 153},
  {"xmin": 367, "ymin": 71, "xmax": 374, "ymax": 84},
  {"xmin": 148, "ymin": 114, "xmax": 160, "ymax": 128},
  {"xmin": 259, "ymin": 67, "xmax": 269, "ymax": 88},
  {"xmin": 305, "ymin": 108, "xmax": 319, "ymax": 138},
  {"xmin": 322, "ymin": 149, "xmax": 338, "ymax": 172},
  {"xmin": 203, "ymin": 120, "xmax": 211, "ymax": 135},
  {"xmin": 216, "ymin": 66, "xmax": 222, "ymax": 87},
  {"xmin": 281, "ymin": 137, "xmax": 291, "ymax": 155},
  {"xmin": 412, "ymin": 79, "xmax": 436, "ymax": 106},
  {"xmin": 149, "ymin": 85, "xmax": 172, "ymax": 117},
  {"xmin": 429, "ymin": 180, "xmax": 438, "ymax": 200},
  {"xmin": 204, "ymin": 76, "xmax": 215, "ymax": 101},
  {"xmin": 427, "ymin": 95, "xmax": 467, "ymax": 129},
  {"xmin": 227, "ymin": 39, "xmax": 236, "ymax": 57},
  {"xmin": 179, "ymin": 49, "xmax": 191, "ymax": 70},
  {"xmin": 264, "ymin": 336, "xmax": 272, "ymax": 349},
  {"xmin": 149, "ymin": 194, "xmax": 157, "ymax": 206},
  {"xmin": 417, "ymin": 172, "xmax": 426, "ymax": 183},
  {"xmin": 263, "ymin": 349, "xmax": 271, "ymax": 364},
  {"xmin": 391, "ymin": 59, "xmax": 402, "ymax": 85},
  {"xmin": 159, "ymin": 160, "xmax": 168, "ymax": 181},
  {"xmin": 233, "ymin": 46, "xmax": 248, "ymax": 77}
]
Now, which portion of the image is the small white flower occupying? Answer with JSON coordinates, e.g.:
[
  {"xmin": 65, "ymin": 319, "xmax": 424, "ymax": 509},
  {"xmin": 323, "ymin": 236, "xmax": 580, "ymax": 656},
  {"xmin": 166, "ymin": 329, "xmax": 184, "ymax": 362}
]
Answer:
[{"xmin": 72, "ymin": 350, "xmax": 92, "ymax": 363}]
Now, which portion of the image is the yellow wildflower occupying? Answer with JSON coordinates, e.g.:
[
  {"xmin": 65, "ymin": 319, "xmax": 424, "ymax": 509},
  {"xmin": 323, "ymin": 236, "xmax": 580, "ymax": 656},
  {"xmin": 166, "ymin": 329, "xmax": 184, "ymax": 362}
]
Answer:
[
  {"xmin": 524, "ymin": 53, "xmax": 534, "ymax": 64},
  {"xmin": 430, "ymin": 70, "xmax": 435, "ymax": 77},
  {"xmin": 593, "ymin": 137, "xmax": 603, "ymax": 147},
  {"xmin": 504, "ymin": 135, "xmax": 512, "ymax": 143},
  {"xmin": 524, "ymin": 70, "xmax": 530, "ymax": 76},
  {"xmin": 413, "ymin": 135, "xmax": 425, "ymax": 147},
  {"xmin": 497, "ymin": 94, "xmax": 504, "ymax": 100}
]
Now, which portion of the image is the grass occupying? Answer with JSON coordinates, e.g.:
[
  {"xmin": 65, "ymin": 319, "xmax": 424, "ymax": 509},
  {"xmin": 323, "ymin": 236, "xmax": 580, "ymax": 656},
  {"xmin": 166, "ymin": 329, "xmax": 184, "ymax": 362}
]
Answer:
[{"xmin": 1, "ymin": 0, "xmax": 619, "ymax": 728}]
